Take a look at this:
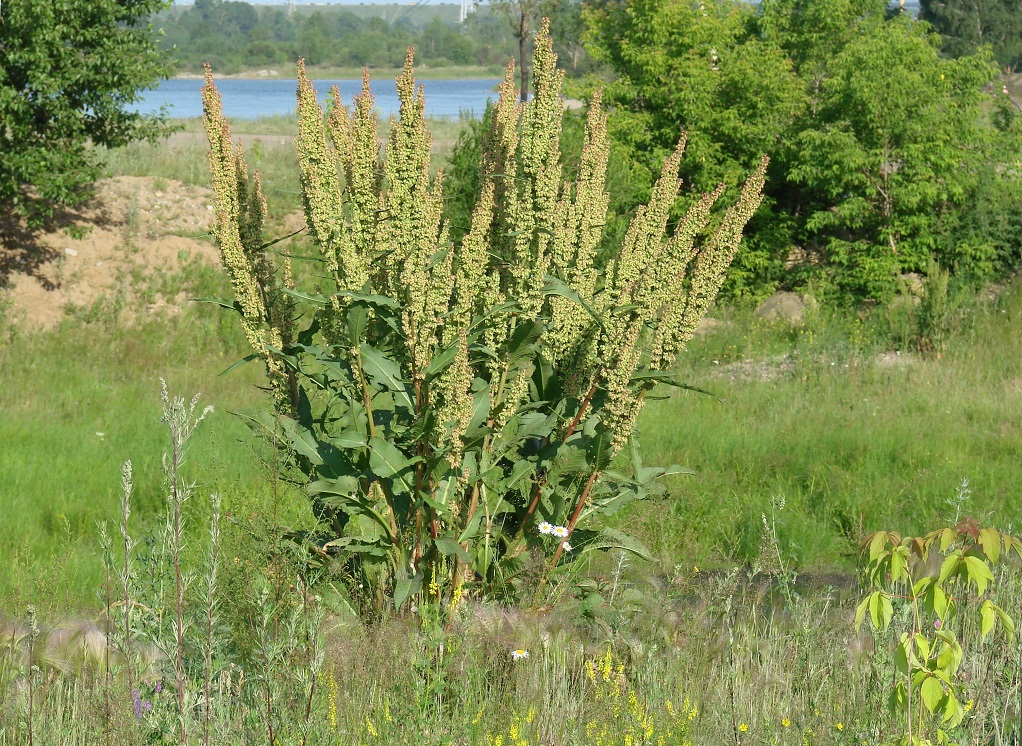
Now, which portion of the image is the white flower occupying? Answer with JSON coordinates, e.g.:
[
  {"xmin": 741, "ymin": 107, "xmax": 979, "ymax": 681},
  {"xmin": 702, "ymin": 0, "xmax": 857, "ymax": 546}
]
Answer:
[
  {"xmin": 537, "ymin": 521, "xmax": 554, "ymax": 535},
  {"xmin": 511, "ymin": 649, "xmax": 529, "ymax": 661},
  {"xmin": 551, "ymin": 525, "xmax": 569, "ymax": 539},
  {"xmin": 562, "ymin": 541, "xmax": 573, "ymax": 552}
]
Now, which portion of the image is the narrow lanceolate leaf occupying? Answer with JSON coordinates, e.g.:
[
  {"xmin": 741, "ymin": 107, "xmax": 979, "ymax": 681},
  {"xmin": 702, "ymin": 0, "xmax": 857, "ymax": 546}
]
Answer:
[
  {"xmin": 630, "ymin": 371, "xmax": 724, "ymax": 401},
  {"xmin": 434, "ymin": 536, "xmax": 471, "ymax": 563},
  {"xmin": 359, "ymin": 344, "xmax": 414, "ymax": 410}
]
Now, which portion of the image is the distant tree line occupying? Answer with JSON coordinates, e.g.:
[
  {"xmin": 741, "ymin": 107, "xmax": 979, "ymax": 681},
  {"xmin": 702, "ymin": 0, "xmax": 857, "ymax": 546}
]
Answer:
[{"xmin": 158, "ymin": 0, "xmax": 594, "ymax": 74}]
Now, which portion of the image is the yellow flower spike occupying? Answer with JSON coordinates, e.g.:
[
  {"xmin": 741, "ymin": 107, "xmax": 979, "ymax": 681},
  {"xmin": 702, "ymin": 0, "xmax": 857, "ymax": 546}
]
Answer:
[
  {"xmin": 327, "ymin": 673, "xmax": 338, "ymax": 732},
  {"xmin": 526, "ymin": 708, "xmax": 535, "ymax": 724},
  {"xmin": 365, "ymin": 714, "xmax": 378, "ymax": 738},
  {"xmin": 688, "ymin": 705, "xmax": 697, "ymax": 721},
  {"xmin": 965, "ymin": 699, "xmax": 974, "ymax": 712}
]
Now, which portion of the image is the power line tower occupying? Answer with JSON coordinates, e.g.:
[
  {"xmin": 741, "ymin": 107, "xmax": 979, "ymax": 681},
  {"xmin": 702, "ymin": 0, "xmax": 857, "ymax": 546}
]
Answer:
[
  {"xmin": 459, "ymin": 0, "xmax": 475, "ymax": 24},
  {"xmin": 288, "ymin": 0, "xmax": 296, "ymax": 17}
]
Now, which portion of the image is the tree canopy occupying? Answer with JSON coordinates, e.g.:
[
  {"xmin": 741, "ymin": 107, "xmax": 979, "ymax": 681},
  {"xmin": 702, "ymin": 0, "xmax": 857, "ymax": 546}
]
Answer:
[
  {"xmin": 581, "ymin": 0, "xmax": 1017, "ymax": 301},
  {"xmin": 0, "ymin": 0, "xmax": 173, "ymax": 222}
]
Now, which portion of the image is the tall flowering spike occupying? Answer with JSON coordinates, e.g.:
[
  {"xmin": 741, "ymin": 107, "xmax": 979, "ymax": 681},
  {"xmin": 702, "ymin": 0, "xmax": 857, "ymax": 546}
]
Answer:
[
  {"xmin": 507, "ymin": 18, "xmax": 564, "ymax": 318},
  {"xmin": 648, "ymin": 184, "xmax": 726, "ymax": 369},
  {"xmin": 600, "ymin": 319, "xmax": 645, "ymax": 455},
  {"xmin": 635, "ymin": 181, "xmax": 726, "ymax": 330},
  {"xmin": 477, "ymin": 61, "xmax": 522, "ymax": 387},
  {"xmin": 452, "ymin": 179, "xmax": 496, "ymax": 331},
  {"xmin": 329, "ymin": 73, "xmax": 381, "ymax": 278},
  {"xmin": 379, "ymin": 50, "xmax": 450, "ymax": 380},
  {"xmin": 296, "ymin": 60, "xmax": 365, "ymax": 292},
  {"xmin": 202, "ymin": 67, "xmax": 291, "ymax": 410},
  {"xmin": 547, "ymin": 90, "xmax": 610, "ymax": 365},
  {"xmin": 201, "ymin": 66, "xmax": 266, "ymax": 342},
  {"xmin": 670, "ymin": 156, "xmax": 768, "ymax": 361},
  {"xmin": 606, "ymin": 136, "xmax": 686, "ymax": 314},
  {"xmin": 433, "ymin": 327, "xmax": 474, "ymax": 467}
]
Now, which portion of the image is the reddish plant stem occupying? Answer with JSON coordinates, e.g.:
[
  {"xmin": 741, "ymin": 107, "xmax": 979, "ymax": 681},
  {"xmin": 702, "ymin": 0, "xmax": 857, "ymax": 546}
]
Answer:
[{"xmin": 521, "ymin": 375, "xmax": 603, "ymax": 531}]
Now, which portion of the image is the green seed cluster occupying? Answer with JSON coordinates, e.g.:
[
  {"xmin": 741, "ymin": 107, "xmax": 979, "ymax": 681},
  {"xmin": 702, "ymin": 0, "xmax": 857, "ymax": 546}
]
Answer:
[{"xmin": 204, "ymin": 21, "xmax": 765, "ymax": 473}]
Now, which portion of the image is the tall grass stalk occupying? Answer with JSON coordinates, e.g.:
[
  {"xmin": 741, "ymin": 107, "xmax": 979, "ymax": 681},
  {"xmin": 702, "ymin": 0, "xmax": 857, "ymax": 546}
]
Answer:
[
  {"xmin": 202, "ymin": 492, "xmax": 222, "ymax": 746},
  {"xmin": 118, "ymin": 461, "xmax": 136, "ymax": 696},
  {"xmin": 159, "ymin": 378, "xmax": 213, "ymax": 743}
]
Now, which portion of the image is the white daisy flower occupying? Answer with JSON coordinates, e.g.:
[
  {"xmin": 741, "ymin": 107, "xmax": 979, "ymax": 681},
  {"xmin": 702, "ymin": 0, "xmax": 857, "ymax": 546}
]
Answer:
[
  {"xmin": 551, "ymin": 525, "xmax": 569, "ymax": 539},
  {"xmin": 537, "ymin": 521, "xmax": 554, "ymax": 535},
  {"xmin": 562, "ymin": 541, "xmax": 573, "ymax": 552},
  {"xmin": 510, "ymin": 648, "xmax": 530, "ymax": 661}
]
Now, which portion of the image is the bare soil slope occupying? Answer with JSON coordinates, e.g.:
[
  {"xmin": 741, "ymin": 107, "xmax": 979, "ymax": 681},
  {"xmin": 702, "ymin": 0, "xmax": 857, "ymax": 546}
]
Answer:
[{"xmin": 0, "ymin": 177, "xmax": 220, "ymax": 329}]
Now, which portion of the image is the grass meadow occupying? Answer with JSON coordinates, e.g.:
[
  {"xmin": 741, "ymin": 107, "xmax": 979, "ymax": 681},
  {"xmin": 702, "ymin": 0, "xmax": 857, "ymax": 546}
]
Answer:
[{"xmin": 0, "ymin": 120, "xmax": 1019, "ymax": 744}]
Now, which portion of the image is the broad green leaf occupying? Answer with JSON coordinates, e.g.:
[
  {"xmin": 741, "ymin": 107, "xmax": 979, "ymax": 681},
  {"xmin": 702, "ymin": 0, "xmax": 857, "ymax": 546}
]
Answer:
[
  {"xmin": 920, "ymin": 675, "xmax": 943, "ymax": 714},
  {"xmin": 393, "ymin": 574, "xmax": 422, "ymax": 610},
  {"xmin": 981, "ymin": 599, "xmax": 995, "ymax": 637},
  {"xmin": 504, "ymin": 320, "xmax": 543, "ymax": 370},
  {"xmin": 422, "ymin": 341, "xmax": 458, "ymax": 381},
  {"xmin": 938, "ymin": 551, "xmax": 962, "ymax": 584},
  {"xmin": 307, "ymin": 476, "xmax": 360, "ymax": 497},
  {"xmin": 543, "ymin": 275, "xmax": 606, "ymax": 332},
  {"xmin": 854, "ymin": 596, "xmax": 871, "ymax": 631},
  {"xmin": 367, "ymin": 437, "xmax": 417, "ymax": 489},
  {"xmin": 868, "ymin": 532, "xmax": 888, "ymax": 562},
  {"xmin": 931, "ymin": 584, "xmax": 948, "ymax": 620},
  {"xmin": 994, "ymin": 603, "xmax": 1015, "ymax": 637},
  {"xmin": 978, "ymin": 527, "xmax": 1001, "ymax": 563},
  {"xmin": 218, "ymin": 353, "xmax": 260, "ymax": 376},
  {"xmin": 963, "ymin": 555, "xmax": 994, "ymax": 595},
  {"xmin": 434, "ymin": 537, "xmax": 471, "ymax": 563},
  {"xmin": 914, "ymin": 633, "xmax": 930, "ymax": 662},
  {"xmin": 331, "ymin": 430, "xmax": 368, "ymax": 449},
  {"xmin": 280, "ymin": 287, "xmax": 329, "ymax": 306}
]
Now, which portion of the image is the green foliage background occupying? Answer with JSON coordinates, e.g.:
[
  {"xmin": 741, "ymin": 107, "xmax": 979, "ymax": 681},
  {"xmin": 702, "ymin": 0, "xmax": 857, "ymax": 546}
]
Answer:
[{"xmin": 571, "ymin": 0, "xmax": 1022, "ymax": 302}]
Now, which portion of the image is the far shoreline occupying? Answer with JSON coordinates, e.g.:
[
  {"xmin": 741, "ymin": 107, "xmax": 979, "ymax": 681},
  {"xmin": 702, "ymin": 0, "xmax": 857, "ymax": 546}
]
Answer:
[{"xmin": 174, "ymin": 64, "xmax": 506, "ymax": 81}]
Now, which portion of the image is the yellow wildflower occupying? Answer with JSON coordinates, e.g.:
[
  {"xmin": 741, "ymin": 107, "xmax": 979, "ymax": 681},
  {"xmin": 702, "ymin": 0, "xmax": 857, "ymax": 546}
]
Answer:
[
  {"xmin": 782, "ymin": 718, "xmax": 791, "ymax": 728},
  {"xmin": 835, "ymin": 723, "xmax": 844, "ymax": 731},
  {"xmin": 739, "ymin": 722, "xmax": 749, "ymax": 733}
]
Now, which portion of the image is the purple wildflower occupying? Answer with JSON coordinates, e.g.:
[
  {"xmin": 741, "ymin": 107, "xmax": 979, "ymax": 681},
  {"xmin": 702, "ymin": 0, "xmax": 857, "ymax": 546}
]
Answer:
[
  {"xmin": 131, "ymin": 688, "xmax": 153, "ymax": 719},
  {"xmin": 934, "ymin": 619, "xmax": 942, "ymax": 630}
]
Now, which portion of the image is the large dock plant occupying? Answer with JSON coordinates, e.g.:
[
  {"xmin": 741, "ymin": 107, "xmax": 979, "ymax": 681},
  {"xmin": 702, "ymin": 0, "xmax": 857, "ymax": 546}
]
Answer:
[{"xmin": 202, "ymin": 21, "xmax": 766, "ymax": 616}]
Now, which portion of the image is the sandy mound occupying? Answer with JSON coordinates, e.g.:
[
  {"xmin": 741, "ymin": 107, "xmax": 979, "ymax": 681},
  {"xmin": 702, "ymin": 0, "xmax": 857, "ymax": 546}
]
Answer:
[{"xmin": 0, "ymin": 176, "xmax": 221, "ymax": 329}]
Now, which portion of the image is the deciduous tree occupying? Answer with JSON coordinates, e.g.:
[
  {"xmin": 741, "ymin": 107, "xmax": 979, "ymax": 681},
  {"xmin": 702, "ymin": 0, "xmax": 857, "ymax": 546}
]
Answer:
[{"xmin": 0, "ymin": 0, "xmax": 173, "ymax": 223}]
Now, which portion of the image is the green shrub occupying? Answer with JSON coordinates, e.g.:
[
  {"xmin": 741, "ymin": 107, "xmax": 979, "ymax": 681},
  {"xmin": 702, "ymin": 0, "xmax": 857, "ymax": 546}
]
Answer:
[{"xmin": 203, "ymin": 23, "xmax": 765, "ymax": 618}]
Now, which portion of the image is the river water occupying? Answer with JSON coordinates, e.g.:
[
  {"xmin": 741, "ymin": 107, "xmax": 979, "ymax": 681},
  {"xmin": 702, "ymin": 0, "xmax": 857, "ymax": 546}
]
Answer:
[{"xmin": 129, "ymin": 77, "xmax": 501, "ymax": 120}]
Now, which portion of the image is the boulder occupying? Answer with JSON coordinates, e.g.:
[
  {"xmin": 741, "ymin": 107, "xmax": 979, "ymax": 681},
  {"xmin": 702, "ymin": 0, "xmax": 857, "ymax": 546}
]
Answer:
[{"xmin": 755, "ymin": 291, "xmax": 812, "ymax": 325}]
